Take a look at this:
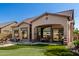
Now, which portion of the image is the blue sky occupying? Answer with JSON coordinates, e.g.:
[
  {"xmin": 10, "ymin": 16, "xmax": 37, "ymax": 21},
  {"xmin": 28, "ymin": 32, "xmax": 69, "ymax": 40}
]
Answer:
[{"xmin": 0, "ymin": 3, "xmax": 79, "ymax": 29}]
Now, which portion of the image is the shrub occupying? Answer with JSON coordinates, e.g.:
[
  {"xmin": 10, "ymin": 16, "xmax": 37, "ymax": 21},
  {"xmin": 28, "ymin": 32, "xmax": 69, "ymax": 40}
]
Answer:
[
  {"xmin": 73, "ymin": 40, "xmax": 79, "ymax": 46},
  {"xmin": 44, "ymin": 45, "xmax": 78, "ymax": 56}
]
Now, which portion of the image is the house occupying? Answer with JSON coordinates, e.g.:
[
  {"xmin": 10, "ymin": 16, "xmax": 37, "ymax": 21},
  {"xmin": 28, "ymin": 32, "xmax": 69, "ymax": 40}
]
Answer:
[
  {"xmin": 11, "ymin": 9, "xmax": 74, "ymax": 45},
  {"xmin": 0, "ymin": 21, "xmax": 17, "ymax": 38}
]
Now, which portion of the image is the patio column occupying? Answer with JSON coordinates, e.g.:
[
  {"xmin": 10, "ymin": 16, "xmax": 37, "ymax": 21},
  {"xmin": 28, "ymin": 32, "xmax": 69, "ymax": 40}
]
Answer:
[
  {"xmin": 50, "ymin": 26, "xmax": 53, "ymax": 42},
  {"xmin": 70, "ymin": 20, "xmax": 74, "ymax": 42},
  {"xmin": 19, "ymin": 28, "xmax": 22, "ymax": 40},
  {"xmin": 41, "ymin": 28, "xmax": 43, "ymax": 38},
  {"xmin": 12, "ymin": 29, "xmax": 15, "ymax": 39},
  {"xmin": 32, "ymin": 26, "xmax": 34, "ymax": 39},
  {"xmin": 63, "ymin": 23, "xmax": 68, "ymax": 44},
  {"xmin": 29, "ymin": 24, "xmax": 32, "ymax": 41},
  {"xmin": 67, "ymin": 21, "xmax": 71, "ymax": 45}
]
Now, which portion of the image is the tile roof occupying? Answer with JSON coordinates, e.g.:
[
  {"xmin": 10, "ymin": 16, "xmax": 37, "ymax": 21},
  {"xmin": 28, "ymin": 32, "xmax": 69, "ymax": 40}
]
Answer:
[{"xmin": 23, "ymin": 17, "xmax": 38, "ymax": 24}]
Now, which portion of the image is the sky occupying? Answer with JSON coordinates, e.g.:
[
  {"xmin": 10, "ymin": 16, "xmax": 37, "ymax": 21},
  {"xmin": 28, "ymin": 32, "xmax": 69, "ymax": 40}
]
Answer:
[{"xmin": 0, "ymin": 3, "xmax": 79, "ymax": 29}]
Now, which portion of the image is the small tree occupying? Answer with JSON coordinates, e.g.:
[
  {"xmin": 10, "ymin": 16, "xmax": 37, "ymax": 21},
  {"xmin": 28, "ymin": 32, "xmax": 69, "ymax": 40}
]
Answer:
[{"xmin": 73, "ymin": 28, "xmax": 79, "ymax": 40}]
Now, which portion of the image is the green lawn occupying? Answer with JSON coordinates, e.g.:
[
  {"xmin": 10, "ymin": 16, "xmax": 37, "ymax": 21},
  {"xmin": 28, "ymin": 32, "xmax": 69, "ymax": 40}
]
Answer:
[
  {"xmin": 0, "ymin": 47, "xmax": 45, "ymax": 56},
  {"xmin": 0, "ymin": 44, "xmax": 78, "ymax": 56},
  {"xmin": 0, "ymin": 44, "xmax": 47, "ymax": 56}
]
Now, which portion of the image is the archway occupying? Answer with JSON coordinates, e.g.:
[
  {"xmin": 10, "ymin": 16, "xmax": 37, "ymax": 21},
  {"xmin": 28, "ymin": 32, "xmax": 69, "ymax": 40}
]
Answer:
[{"xmin": 34, "ymin": 24, "xmax": 64, "ymax": 42}]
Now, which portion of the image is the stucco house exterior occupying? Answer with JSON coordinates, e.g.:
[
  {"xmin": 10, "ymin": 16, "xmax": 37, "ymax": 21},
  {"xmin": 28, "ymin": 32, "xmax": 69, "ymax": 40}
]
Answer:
[
  {"xmin": 11, "ymin": 10, "xmax": 74, "ymax": 45},
  {"xmin": 0, "ymin": 10, "xmax": 74, "ymax": 45}
]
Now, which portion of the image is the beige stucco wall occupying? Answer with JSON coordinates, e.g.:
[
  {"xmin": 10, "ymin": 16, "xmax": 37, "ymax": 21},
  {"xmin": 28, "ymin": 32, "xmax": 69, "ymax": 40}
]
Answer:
[
  {"xmin": 58, "ymin": 10, "xmax": 74, "ymax": 43},
  {"xmin": 1, "ymin": 22, "xmax": 17, "ymax": 34},
  {"xmin": 32, "ymin": 14, "xmax": 71, "ymax": 44},
  {"xmin": 69, "ymin": 21, "xmax": 74, "ymax": 42}
]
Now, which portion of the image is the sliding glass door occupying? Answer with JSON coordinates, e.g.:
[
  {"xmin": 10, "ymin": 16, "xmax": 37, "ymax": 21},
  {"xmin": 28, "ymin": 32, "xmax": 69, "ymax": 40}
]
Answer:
[{"xmin": 53, "ymin": 28, "xmax": 64, "ymax": 41}]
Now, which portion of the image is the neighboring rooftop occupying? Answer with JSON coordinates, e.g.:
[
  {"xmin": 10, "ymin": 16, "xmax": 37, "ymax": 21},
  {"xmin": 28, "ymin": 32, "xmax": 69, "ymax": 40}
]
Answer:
[{"xmin": 0, "ymin": 21, "xmax": 17, "ymax": 28}]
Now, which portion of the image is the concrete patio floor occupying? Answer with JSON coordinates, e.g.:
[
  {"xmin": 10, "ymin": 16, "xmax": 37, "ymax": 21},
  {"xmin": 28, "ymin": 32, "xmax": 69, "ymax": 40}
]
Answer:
[{"xmin": 0, "ymin": 39, "xmax": 62, "ymax": 47}]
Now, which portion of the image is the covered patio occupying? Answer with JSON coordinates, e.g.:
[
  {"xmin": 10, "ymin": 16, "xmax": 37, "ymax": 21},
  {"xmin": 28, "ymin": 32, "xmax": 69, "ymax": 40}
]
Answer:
[{"xmin": 34, "ymin": 24, "xmax": 64, "ymax": 43}]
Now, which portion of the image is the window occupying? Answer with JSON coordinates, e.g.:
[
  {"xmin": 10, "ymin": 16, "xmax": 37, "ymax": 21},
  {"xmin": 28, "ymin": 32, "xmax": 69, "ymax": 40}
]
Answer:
[
  {"xmin": 14, "ymin": 30, "xmax": 19, "ymax": 37},
  {"xmin": 21, "ymin": 27, "xmax": 28, "ymax": 39}
]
